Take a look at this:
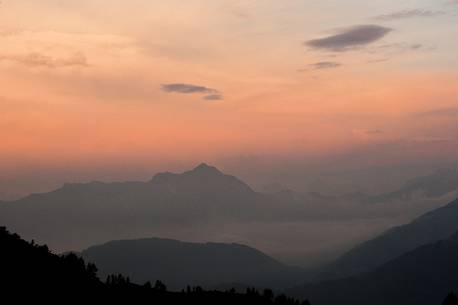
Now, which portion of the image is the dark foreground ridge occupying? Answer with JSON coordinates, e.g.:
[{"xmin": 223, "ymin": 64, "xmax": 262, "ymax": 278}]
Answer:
[
  {"xmin": 2, "ymin": 226, "xmax": 457, "ymax": 305},
  {"xmin": 0, "ymin": 226, "xmax": 309, "ymax": 304},
  {"xmin": 319, "ymin": 198, "xmax": 458, "ymax": 280},
  {"xmin": 288, "ymin": 230, "xmax": 458, "ymax": 305}
]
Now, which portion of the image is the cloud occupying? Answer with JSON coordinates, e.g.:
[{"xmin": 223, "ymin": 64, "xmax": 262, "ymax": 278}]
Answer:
[
  {"xmin": 373, "ymin": 9, "xmax": 445, "ymax": 21},
  {"xmin": 0, "ymin": 52, "xmax": 89, "ymax": 68},
  {"xmin": 417, "ymin": 107, "xmax": 458, "ymax": 118},
  {"xmin": 305, "ymin": 25, "xmax": 392, "ymax": 52},
  {"xmin": 409, "ymin": 137, "xmax": 453, "ymax": 145},
  {"xmin": 299, "ymin": 61, "xmax": 342, "ymax": 71},
  {"xmin": 352, "ymin": 129, "xmax": 384, "ymax": 138},
  {"xmin": 0, "ymin": 29, "xmax": 22, "ymax": 37},
  {"xmin": 161, "ymin": 83, "xmax": 217, "ymax": 94},
  {"xmin": 364, "ymin": 42, "xmax": 432, "ymax": 62},
  {"xmin": 364, "ymin": 129, "xmax": 383, "ymax": 135},
  {"xmin": 203, "ymin": 94, "xmax": 223, "ymax": 101},
  {"xmin": 370, "ymin": 42, "xmax": 429, "ymax": 54},
  {"xmin": 366, "ymin": 58, "xmax": 390, "ymax": 64},
  {"xmin": 161, "ymin": 83, "xmax": 223, "ymax": 100}
]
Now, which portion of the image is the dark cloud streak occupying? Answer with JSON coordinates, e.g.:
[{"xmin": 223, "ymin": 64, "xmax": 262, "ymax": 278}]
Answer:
[
  {"xmin": 299, "ymin": 61, "xmax": 342, "ymax": 71},
  {"xmin": 161, "ymin": 83, "xmax": 218, "ymax": 94},
  {"xmin": 305, "ymin": 25, "xmax": 392, "ymax": 52},
  {"xmin": 161, "ymin": 83, "xmax": 223, "ymax": 100}
]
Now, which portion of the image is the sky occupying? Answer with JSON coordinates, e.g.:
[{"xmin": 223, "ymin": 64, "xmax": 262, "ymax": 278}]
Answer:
[{"xmin": 1, "ymin": 0, "xmax": 458, "ymax": 198}]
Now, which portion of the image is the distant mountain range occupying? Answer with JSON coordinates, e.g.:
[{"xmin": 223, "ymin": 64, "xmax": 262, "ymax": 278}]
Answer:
[
  {"xmin": 3, "ymin": 163, "xmax": 458, "ymax": 303},
  {"xmin": 365, "ymin": 169, "xmax": 458, "ymax": 203},
  {"xmin": 317, "ymin": 197, "xmax": 458, "ymax": 280},
  {"xmin": 312, "ymin": 168, "xmax": 458, "ymax": 204},
  {"xmin": 288, "ymin": 231, "xmax": 458, "ymax": 305},
  {"xmin": 79, "ymin": 237, "xmax": 304, "ymax": 290},
  {"xmin": 0, "ymin": 163, "xmax": 264, "ymax": 251},
  {"xmin": 1, "ymin": 163, "xmax": 458, "ymax": 262}
]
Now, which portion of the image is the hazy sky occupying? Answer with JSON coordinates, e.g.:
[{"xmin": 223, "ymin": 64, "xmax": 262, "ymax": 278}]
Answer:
[{"xmin": 1, "ymin": 0, "xmax": 457, "ymax": 198}]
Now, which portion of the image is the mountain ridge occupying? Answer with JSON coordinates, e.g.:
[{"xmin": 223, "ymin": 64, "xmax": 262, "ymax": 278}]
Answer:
[
  {"xmin": 0, "ymin": 163, "xmax": 263, "ymax": 252},
  {"xmin": 2, "ymin": 164, "xmax": 458, "ymax": 268},
  {"xmin": 81, "ymin": 236, "xmax": 303, "ymax": 290},
  {"xmin": 317, "ymin": 197, "xmax": 458, "ymax": 280},
  {"xmin": 288, "ymin": 230, "xmax": 458, "ymax": 305}
]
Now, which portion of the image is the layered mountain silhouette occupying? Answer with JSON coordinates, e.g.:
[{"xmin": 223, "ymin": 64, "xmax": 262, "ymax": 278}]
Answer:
[
  {"xmin": 150, "ymin": 163, "xmax": 254, "ymax": 195},
  {"xmin": 2, "ymin": 163, "xmax": 457, "ymax": 260},
  {"xmin": 0, "ymin": 163, "xmax": 265, "ymax": 251},
  {"xmin": 366, "ymin": 169, "xmax": 458, "ymax": 203},
  {"xmin": 3, "ymin": 162, "xmax": 458, "ymax": 303},
  {"xmin": 288, "ymin": 231, "xmax": 458, "ymax": 305},
  {"xmin": 79, "ymin": 237, "xmax": 303, "ymax": 290},
  {"xmin": 318, "ymin": 197, "xmax": 458, "ymax": 280},
  {"xmin": 313, "ymin": 169, "xmax": 458, "ymax": 205},
  {"xmin": 0, "ymin": 226, "xmax": 309, "ymax": 304},
  {"xmin": 1, "ymin": 163, "xmax": 365, "ymax": 253}
]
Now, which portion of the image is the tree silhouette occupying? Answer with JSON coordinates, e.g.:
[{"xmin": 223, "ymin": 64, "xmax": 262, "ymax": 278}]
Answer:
[
  {"xmin": 443, "ymin": 293, "xmax": 458, "ymax": 305},
  {"xmin": 154, "ymin": 280, "xmax": 167, "ymax": 292}
]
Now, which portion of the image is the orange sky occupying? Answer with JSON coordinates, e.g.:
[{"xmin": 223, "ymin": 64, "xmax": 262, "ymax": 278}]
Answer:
[{"xmin": 0, "ymin": 0, "xmax": 457, "ymax": 197}]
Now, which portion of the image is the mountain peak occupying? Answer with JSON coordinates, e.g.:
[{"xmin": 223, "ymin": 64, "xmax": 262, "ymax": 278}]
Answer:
[
  {"xmin": 189, "ymin": 163, "xmax": 223, "ymax": 176},
  {"xmin": 149, "ymin": 163, "xmax": 235, "ymax": 185}
]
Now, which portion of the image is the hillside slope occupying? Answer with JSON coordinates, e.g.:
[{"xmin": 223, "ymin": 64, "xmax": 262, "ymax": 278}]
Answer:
[
  {"xmin": 81, "ymin": 237, "xmax": 303, "ymax": 290},
  {"xmin": 319, "ymin": 198, "xmax": 458, "ymax": 279},
  {"xmin": 289, "ymin": 231, "xmax": 458, "ymax": 305}
]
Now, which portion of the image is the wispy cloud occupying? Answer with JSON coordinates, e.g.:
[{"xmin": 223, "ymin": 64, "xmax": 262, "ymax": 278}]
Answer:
[
  {"xmin": 409, "ymin": 137, "xmax": 453, "ymax": 144},
  {"xmin": 373, "ymin": 9, "xmax": 445, "ymax": 21},
  {"xmin": 417, "ymin": 107, "xmax": 458, "ymax": 118},
  {"xmin": 161, "ymin": 83, "xmax": 223, "ymax": 100},
  {"xmin": 161, "ymin": 83, "xmax": 218, "ymax": 94},
  {"xmin": 0, "ymin": 52, "xmax": 89, "ymax": 68},
  {"xmin": 203, "ymin": 94, "xmax": 223, "ymax": 101},
  {"xmin": 365, "ymin": 129, "xmax": 383, "ymax": 135},
  {"xmin": 366, "ymin": 58, "xmax": 390, "ymax": 64},
  {"xmin": 361, "ymin": 42, "xmax": 433, "ymax": 64},
  {"xmin": 299, "ymin": 61, "xmax": 342, "ymax": 71},
  {"xmin": 0, "ymin": 29, "xmax": 22, "ymax": 37},
  {"xmin": 353, "ymin": 129, "xmax": 384, "ymax": 137},
  {"xmin": 368, "ymin": 42, "xmax": 430, "ymax": 56},
  {"xmin": 305, "ymin": 25, "xmax": 392, "ymax": 52}
]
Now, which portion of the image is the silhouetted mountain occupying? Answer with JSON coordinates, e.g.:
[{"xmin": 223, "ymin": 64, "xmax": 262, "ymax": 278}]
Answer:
[
  {"xmin": 2, "ymin": 164, "xmax": 457, "ymax": 267},
  {"xmin": 318, "ymin": 197, "xmax": 458, "ymax": 279},
  {"xmin": 4, "ymin": 162, "xmax": 395, "ymax": 258},
  {"xmin": 0, "ymin": 164, "xmax": 262, "ymax": 251},
  {"xmin": 149, "ymin": 163, "xmax": 255, "ymax": 196},
  {"xmin": 81, "ymin": 237, "xmax": 303, "ymax": 290},
  {"xmin": 289, "ymin": 232, "xmax": 458, "ymax": 305},
  {"xmin": 368, "ymin": 169, "xmax": 458, "ymax": 203},
  {"xmin": 307, "ymin": 169, "xmax": 458, "ymax": 205},
  {"xmin": 1, "ymin": 226, "xmax": 309, "ymax": 304}
]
